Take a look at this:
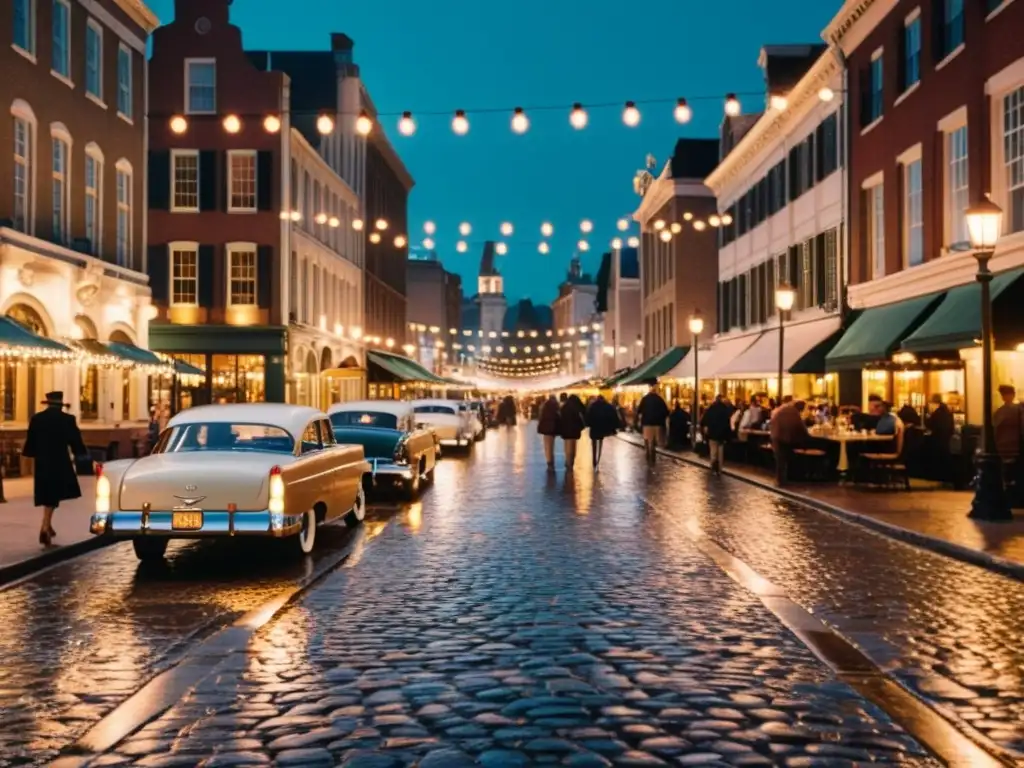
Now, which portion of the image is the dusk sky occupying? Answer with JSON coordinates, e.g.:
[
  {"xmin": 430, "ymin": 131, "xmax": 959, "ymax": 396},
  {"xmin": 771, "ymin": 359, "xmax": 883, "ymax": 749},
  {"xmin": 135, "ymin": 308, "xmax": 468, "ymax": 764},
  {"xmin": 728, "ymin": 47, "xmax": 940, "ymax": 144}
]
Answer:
[{"xmin": 148, "ymin": 0, "xmax": 835, "ymax": 303}]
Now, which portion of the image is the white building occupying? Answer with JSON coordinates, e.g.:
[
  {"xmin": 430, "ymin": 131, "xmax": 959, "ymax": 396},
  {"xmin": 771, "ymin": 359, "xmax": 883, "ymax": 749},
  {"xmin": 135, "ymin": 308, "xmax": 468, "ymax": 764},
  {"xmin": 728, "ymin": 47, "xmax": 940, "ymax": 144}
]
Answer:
[
  {"xmin": 552, "ymin": 257, "xmax": 599, "ymax": 377},
  {"xmin": 702, "ymin": 45, "xmax": 846, "ymax": 403},
  {"xmin": 600, "ymin": 246, "xmax": 642, "ymax": 377}
]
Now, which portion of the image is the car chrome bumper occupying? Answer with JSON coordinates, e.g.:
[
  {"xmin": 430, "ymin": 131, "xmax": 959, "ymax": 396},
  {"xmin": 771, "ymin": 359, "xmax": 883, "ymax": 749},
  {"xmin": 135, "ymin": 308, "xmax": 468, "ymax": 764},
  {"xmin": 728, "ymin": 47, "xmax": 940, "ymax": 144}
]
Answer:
[
  {"xmin": 367, "ymin": 459, "xmax": 415, "ymax": 482},
  {"xmin": 89, "ymin": 509, "xmax": 304, "ymax": 538}
]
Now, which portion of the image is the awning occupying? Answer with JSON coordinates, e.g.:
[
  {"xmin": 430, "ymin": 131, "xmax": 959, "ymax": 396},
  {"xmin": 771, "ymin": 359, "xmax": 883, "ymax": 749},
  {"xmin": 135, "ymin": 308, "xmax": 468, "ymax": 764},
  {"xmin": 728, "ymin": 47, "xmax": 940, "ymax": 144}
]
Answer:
[
  {"xmin": 901, "ymin": 268, "xmax": 1024, "ymax": 352},
  {"xmin": 715, "ymin": 317, "xmax": 842, "ymax": 379},
  {"xmin": 107, "ymin": 341, "xmax": 171, "ymax": 369},
  {"xmin": 73, "ymin": 338, "xmax": 123, "ymax": 364},
  {"xmin": 368, "ymin": 351, "xmax": 449, "ymax": 385},
  {"xmin": 172, "ymin": 358, "xmax": 205, "ymax": 376},
  {"xmin": 601, "ymin": 367, "xmax": 634, "ymax": 387},
  {"xmin": 700, "ymin": 334, "xmax": 760, "ymax": 379},
  {"xmin": 664, "ymin": 348, "xmax": 714, "ymax": 380},
  {"xmin": 0, "ymin": 317, "xmax": 74, "ymax": 359},
  {"xmin": 616, "ymin": 345, "xmax": 689, "ymax": 387},
  {"xmin": 825, "ymin": 292, "xmax": 944, "ymax": 370}
]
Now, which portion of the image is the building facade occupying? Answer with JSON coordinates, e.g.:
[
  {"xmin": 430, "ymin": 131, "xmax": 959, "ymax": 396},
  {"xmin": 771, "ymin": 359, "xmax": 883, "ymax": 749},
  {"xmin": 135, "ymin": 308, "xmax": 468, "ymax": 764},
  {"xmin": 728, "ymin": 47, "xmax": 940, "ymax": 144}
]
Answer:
[
  {"xmin": 596, "ymin": 246, "xmax": 641, "ymax": 376},
  {"xmin": 551, "ymin": 257, "xmax": 599, "ymax": 377},
  {"xmin": 1, "ymin": 0, "xmax": 159, "ymax": 457},
  {"xmin": 407, "ymin": 250, "xmax": 463, "ymax": 373},
  {"xmin": 703, "ymin": 44, "xmax": 846, "ymax": 404},
  {"xmin": 824, "ymin": 0, "xmax": 1024, "ymax": 423}
]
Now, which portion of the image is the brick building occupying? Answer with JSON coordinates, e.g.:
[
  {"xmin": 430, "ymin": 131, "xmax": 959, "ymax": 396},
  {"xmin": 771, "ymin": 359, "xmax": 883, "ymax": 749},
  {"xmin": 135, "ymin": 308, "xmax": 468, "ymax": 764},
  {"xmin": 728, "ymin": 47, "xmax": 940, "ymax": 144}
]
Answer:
[
  {"xmin": 406, "ymin": 250, "xmax": 463, "ymax": 373},
  {"xmin": 1, "ymin": 0, "xmax": 159, "ymax": 457},
  {"xmin": 823, "ymin": 0, "xmax": 1024, "ymax": 423}
]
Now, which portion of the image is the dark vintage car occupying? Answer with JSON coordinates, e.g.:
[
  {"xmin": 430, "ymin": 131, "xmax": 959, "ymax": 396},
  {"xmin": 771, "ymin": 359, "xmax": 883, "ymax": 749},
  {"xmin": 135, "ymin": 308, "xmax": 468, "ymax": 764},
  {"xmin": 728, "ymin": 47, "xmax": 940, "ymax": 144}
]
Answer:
[{"xmin": 327, "ymin": 400, "xmax": 438, "ymax": 498}]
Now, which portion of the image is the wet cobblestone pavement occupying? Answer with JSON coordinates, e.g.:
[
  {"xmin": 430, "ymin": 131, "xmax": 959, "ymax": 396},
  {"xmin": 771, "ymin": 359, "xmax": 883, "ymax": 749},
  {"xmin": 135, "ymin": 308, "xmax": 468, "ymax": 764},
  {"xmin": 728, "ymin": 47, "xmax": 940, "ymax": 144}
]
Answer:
[{"xmin": 78, "ymin": 430, "xmax": 941, "ymax": 767}]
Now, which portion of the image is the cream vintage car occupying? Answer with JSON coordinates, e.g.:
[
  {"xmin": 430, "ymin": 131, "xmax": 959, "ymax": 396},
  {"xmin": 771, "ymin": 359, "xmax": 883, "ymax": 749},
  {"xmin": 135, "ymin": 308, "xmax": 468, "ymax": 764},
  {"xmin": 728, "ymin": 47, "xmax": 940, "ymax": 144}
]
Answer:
[
  {"xmin": 89, "ymin": 404, "xmax": 371, "ymax": 561},
  {"xmin": 413, "ymin": 399, "xmax": 475, "ymax": 450}
]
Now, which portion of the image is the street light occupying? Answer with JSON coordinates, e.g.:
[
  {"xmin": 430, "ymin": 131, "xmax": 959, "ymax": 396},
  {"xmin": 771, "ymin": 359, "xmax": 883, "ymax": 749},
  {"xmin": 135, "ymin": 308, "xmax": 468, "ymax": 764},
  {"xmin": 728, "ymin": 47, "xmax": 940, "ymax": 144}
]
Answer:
[
  {"xmin": 688, "ymin": 310, "xmax": 704, "ymax": 449},
  {"xmin": 965, "ymin": 198, "xmax": 1011, "ymax": 521},
  {"xmin": 775, "ymin": 282, "xmax": 796, "ymax": 400}
]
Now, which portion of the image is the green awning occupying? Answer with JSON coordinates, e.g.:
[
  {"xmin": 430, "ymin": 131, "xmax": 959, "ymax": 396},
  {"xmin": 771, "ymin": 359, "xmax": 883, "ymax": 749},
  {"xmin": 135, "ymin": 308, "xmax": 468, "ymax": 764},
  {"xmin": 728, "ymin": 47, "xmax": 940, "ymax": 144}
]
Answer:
[
  {"xmin": 789, "ymin": 328, "xmax": 845, "ymax": 374},
  {"xmin": 107, "ymin": 341, "xmax": 167, "ymax": 367},
  {"xmin": 0, "ymin": 317, "xmax": 73, "ymax": 358},
  {"xmin": 73, "ymin": 338, "xmax": 123, "ymax": 364},
  {"xmin": 600, "ymin": 368, "xmax": 633, "ymax": 387},
  {"xmin": 901, "ymin": 268, "xmax": 1024, "ymax": 352},
  {"xmin": 617, "ymin": 346, "xmax": 690, "ymax": 387},
  {"xmin": 172, "ymin": 358, "xmax": 205, "ymax": 376},
  {"xmin": 825, "ymin": 293, "xmax": 944, "ymax": 370},
  {"xmin": 368, "ymin": 351, "xmax": 449, "ymax": 385}
]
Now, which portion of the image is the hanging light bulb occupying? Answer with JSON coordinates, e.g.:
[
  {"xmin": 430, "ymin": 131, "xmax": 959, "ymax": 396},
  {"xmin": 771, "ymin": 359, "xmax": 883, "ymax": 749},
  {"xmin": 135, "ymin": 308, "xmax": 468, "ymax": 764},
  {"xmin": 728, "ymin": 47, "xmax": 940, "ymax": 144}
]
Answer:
[
  {"xmin": 316, "ymin": 114, "xmax": 335, "ymax": 135},
  {"xmin": 627, "ymin": 236, "xmax": 640, "ymax": 248},
  {"xmin": 670, "ymin": 222, "xmax": 682, "ymax": 234},
  {"xmin": 693, "ymin": 220, "xmax": 708, "ymax": 231},
  {"xmin": 683, "ymin": 212, "xmax": 694, "ymax": 221},
  {"xmin": 617, "ymin": 218, "xmax": 630, "ymax": 231},
  {"xmin": 540, "ymin": 222, "xmax": 554, "ymax": 237},
  {"xmin": 622, "ymin": 101, "xmax": 641, "ymax": 127},
  {"xmin": 577, "ymin": 240, "xmax": 590, "ymax": 252},
  {"xmin": 263, "ymin": 115, "xmax": 281, "ymax": 133},
  {"xmin": 674, "ymin": 98, "xmax": 692, "ymax": 124},
  {"xmin": 369, "ymin": 232, "xmax": 381, "ymax": 244},
  {"xmin": 511, "ymin": 107, "xmax": 529, "ymax": 134},
  {"xmin": 818, "ymin": 86, "xmax": 835, "ymax": 103},
  {"xmin": 452, "ymin": 110, "xmax": 469, "ymax": 135},
  {"xmin": 423, "ymin": 237, "xmax": 435, "ymax": 249},
  {"xmin": 770, "ymin": 94, "xmax": 788, "ymax": 111},
  {"xmin": 495, "ymin": 242, "xmax": 508, "ymax": 255},
  {"xmin": 580, "ymin": 219, "xmax": 593, "ymax": 234},
  {"xmin": 709, "ymin": 214, "xmax": 722, "ymax": 227},
  {"xmin": 169, "ymin": 115, "xmax": 188, "ymax": 134},
  {"xmin": 375, "ymin": 218, "xmax": 388, "ymax": 231},
  {"xmin": 315, "ymin": 212, "xmax": 328, "ymax": 225},
  {"xmin": 500, "ymin": 222, "xmax": 514, "ymax": 236},
  {"xmin": 329, "ymin": 216, "xmax": 340, "ymax": 228},
  {"xmin": 611, "ymin": 237, "xmax": 623, "ymax": 249},
  {"xmin": 456, "ymin": 240, "xmax": 468, "ymax": 253},
  {"xmin": 424, "ymin": 221, "xmax": 436, "ymax": 235},
  {"xmin": 721, "ymin": 213, "xmax": 734, "ymax": 226},
  {"xmin": 538, "ymin": 242, "xmax": 550, "ymax": 254},
  {"xmin": 653, "ymin": 219, "xmax": 666, "ymax": 231},
  {"xmin": 289, "ymin": 210, "xmax": 302, "ymax": 222},
  {"xmin": 222, "ymin": 115, "xmax": 242, "ymax": 134},
  {"xmin": 659, "ymin": 230, "xmax": 672, "ymax": 243},
  {"xmin": 724, "ymin": 93, "xmax": 741, "ymax": 117},
  {"xmin": 459, "ymin": 222, "xmax": 472, "ymax": 236},
  {"xmin": 352, "ymin": 218, "xmax": 364, "ymax": 231},
  {"xmin": 394, "ymin": 235, "xmax": 408, "ymax": 248},
  {"xmin": 398, "ymin": 111, "xmax": 416, "ymax": 136},
  {"xmin": 355, "ymin": 110, "xmax": 373, "ymax": 136},
  {"xmin": 569, "ymin": 102, "xmax": 589, "ymax": 130}
]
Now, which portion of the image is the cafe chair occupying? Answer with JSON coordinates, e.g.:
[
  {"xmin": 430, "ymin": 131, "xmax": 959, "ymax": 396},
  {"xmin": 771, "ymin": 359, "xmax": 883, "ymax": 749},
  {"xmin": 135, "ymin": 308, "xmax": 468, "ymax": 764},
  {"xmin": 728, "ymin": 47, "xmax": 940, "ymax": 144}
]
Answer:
[
  {"xmin": 793, "ymin": 444, "xmax": 830, "ymax": 481},
  {"xmin": 859, "ymin": 428, "xmax": 909, "ymax": 490}
]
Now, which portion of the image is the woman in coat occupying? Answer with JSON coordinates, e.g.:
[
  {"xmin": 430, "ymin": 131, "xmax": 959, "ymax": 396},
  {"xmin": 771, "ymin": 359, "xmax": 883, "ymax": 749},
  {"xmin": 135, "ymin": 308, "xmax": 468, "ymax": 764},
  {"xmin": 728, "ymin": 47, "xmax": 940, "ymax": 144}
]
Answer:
[
  {"xmin": 559, "ymin": 394, "xmax": 587, "ymax": 470},
  {"xmin": 537, "ymin": 395, "xmax": 562, "ymax": 470},
  {"xmin": 586, "ymin": 394, "xmax": 619, "ymax": 469}
]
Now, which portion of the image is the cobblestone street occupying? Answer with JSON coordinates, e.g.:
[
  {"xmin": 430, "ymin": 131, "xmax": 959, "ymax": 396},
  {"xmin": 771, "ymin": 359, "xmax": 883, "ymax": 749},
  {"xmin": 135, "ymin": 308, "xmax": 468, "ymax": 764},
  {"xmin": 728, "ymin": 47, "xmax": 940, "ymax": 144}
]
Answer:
[{"xmin": 38, "ymin": 427, "xmax": 967, "ymax": 767}]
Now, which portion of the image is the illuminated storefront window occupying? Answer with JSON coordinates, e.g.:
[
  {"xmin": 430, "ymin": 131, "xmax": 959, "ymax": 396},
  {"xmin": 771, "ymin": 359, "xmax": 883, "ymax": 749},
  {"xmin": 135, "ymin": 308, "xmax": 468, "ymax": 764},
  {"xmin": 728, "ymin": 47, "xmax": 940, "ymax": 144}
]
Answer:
[{"xmin": 212, "ymin": 354, "xmax": 265, "ymax": 404}]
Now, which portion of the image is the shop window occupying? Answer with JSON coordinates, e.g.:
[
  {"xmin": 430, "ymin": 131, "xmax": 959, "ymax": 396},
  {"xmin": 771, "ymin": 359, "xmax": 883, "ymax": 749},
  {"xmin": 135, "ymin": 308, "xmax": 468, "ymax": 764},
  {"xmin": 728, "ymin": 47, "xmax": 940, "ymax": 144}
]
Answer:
[{"xmin": 211, "ymin": 354, "xmax": 265, "ymax": 404}]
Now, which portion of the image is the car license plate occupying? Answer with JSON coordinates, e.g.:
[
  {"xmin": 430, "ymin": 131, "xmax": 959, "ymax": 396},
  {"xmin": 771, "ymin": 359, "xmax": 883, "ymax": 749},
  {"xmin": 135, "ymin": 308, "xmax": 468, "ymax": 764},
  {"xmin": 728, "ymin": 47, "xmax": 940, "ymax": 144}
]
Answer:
[{"xmin": 171, "ymin": 510, "xmax": 203, "ymax": 530}]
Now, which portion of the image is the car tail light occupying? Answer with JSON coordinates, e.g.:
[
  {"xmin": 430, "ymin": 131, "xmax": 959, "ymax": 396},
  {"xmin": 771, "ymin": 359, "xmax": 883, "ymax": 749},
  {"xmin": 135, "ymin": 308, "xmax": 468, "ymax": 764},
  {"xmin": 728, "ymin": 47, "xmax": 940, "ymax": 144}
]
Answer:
[
  {"xmin": 268, "ymin": 465, "xmax": 285, "ymax": 514},
  {"xmin": 96, "ymin": 465, "xmax": 111, "ymax": 513}
]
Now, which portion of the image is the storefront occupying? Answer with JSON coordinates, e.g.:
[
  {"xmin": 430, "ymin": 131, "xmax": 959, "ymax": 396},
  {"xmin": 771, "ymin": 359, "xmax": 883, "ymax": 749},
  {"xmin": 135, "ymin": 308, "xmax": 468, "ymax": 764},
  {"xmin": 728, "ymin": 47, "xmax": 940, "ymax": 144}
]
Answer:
[
  {"xmin": 612, "ymin": 346, "xmax": 689, "ymax": 406},
  {"xmin": 367, "ymin": 350, "xmax": 453, "ymax": 400}
]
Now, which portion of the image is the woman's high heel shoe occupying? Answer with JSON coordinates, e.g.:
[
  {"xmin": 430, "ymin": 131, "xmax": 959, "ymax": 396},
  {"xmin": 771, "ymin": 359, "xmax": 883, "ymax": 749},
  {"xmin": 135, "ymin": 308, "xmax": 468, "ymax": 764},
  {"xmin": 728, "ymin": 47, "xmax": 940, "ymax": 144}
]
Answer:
[{"xmin": 39, "ymin": 530, "xmax": 52, "ymax": 547}]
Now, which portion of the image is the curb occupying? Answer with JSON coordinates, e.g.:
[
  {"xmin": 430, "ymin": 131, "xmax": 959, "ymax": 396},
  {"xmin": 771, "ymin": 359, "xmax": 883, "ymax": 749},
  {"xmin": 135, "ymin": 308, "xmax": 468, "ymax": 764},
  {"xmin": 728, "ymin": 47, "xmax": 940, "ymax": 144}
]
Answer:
[
  {"xmin": 617, "ymin": 434, "xmax": 1024, "ymax": 584},
  {"xmin": 0, "ymin": 536, "xmax": 114, "ymax": 589}
]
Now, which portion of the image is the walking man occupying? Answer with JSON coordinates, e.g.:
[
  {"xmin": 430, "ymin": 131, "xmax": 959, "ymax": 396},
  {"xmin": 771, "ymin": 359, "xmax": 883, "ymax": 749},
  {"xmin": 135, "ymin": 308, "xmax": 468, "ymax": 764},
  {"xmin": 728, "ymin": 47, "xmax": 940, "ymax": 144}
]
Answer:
[
  {"xmin": 22, "ymin": 391, "xmax": 88, "ymax": 547},
  {"xmin": 637, "ymin": 379, "xmax": 669, "ymax": 463},
  {"xmin": 700, "ymin": 394, "xmax": 733, "ymax": 475},
  {"xmin": 537, "ymin": 394, "xmax": 561, "ymax": 471},
  {"xmin": 586, "ymin": 393, "xmax": 619, "ymax": 469},
  {"xmin": 559, "ymin": 393, "xmax": 587, "ymax": 471}
]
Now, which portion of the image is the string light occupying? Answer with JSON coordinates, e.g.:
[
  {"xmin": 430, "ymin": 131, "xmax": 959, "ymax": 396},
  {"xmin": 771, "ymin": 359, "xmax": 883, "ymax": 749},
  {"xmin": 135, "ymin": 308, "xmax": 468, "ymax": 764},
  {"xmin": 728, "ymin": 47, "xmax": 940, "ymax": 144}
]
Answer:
[
  {"xmin": 355, "ymin": 110, "xmax": 373, "ymax": 136},
  {"xmin": 394, "ymin": 235, "xmax": 407, "ymax": 248},
  {"xmin": 398, "ymin": 111, "xmax": 416, "ymax": 136},
  {"xmin": 511, "ymin": 107, "xmax": 529, "ymax": 134},
  {"xmin": 769, "ymin": 94, "xmax": 788, "ymax": 111},
  {"xmin": 724, "ymin": 93, "xmax": 741, "ymax": 117},
  {"xmin": 721, "ymin": 213, "xmax": 734, "ymax": 226},
  {"xmin": 315, "ymin": 212, "xmax": 328, "ymax": 225},
  {"xmin": 459, "ymin": 222, "xmax": 472, "ymax": 236},
  {"xmin": 611, "ymin": 237, "xmax": 623, "ymax": 249},
  {"xmin": 580, "ymin": 219, "xmax": 593, "ymax": 234},
  {"xmin": 627, "ymin": 236, "xmax": 640, "ymax": 248},
  {"xmin": 709, "ymin": 214, "xmax": 722, "ymax": 227},
  {"xmin": 617, "ymin": 218, "xmax": 630, "ymax": 231},
  {"xmin": 538, "ymin": 242, "xmax": 550, "ymax": 254},
  {"xmin": 669, "ymin": 222, "xmax": 682, "ymax": 234},
  {"xmin": 423, "ymin": 237, "xmax": 435, "ymax": 249},
  {"xmin": 577, "ymin": 240, "xmax": 590, "ymax": 252},
  {"xmin": 452, "ymin": 110, "xmax": 470, "ymax": 135},
  {"xmin": 263, "ymin": 115, "xmax": 281, "ymax": 133},
  {"xmin": 654, "ymin": 219, "xmax": 666, "ymax": 231},
  {"xmin": 424, "ymin": 221, "xmax": 436, "ymax": 235},
  {"xmin": 818, "ymin": 87, "xmax": 835, "ymax": 102},
  {"xmin": 659, "ymin": 230, "xmax": 672, "ymax": 242},
  {"xmin": 169, "ymin": 115, "xmax": 188, "ymax": 134},
  {"xmin": 329, "ymin": 216, "xmax": 340, "ymax": 228},
  {"xmin": 352, "ymin": 218, "xmax": 365, "ymax": 231},
  {"xmin": 375, "ymin": 218, "xmax": 388, "ymax": 231},
  {"xmin": 569, "ymin": 103, "xmax": 588, "ymax": 129},
  {"xmin": 495, "ymin": 242, "xmax": 508, "ymax": 255},
  {"xmin": 683, "ymin": 212, "xmax": 694, "ymax": 221},
  {"xmin": 456, "ymin": 240, "xmax": 468, "ymax": 253},
  {"xmin": 223, "ymin": 115, "xmax": 241, "ymax": 133},
  {"xmin": 290, "ymin": 210, "xmax": 302, "ymax": 222},
  {"xmin": 541, "ymin": 222, "xmax": 554, "ymax": 237},
  {"xmin": 369, "ymin": 232, "xmax": 381, "ymax": 244},
  {"xmin": 316, "ymin": 114, "xmax": 335, "ymax": 134},
  {"xmin": 622, "ymin": 101, "xmax": 641, "ymax": 127},
  {"xmin": 674, "ymin": 97, "xmax": 692, "ymax": 124},
  {"xmin": 693, "ymin": 220, "xmax": 708, "ymax": 231},
  {"xmin": 500, "ymin": 222, "xmax": 514, "ymax": 236}
]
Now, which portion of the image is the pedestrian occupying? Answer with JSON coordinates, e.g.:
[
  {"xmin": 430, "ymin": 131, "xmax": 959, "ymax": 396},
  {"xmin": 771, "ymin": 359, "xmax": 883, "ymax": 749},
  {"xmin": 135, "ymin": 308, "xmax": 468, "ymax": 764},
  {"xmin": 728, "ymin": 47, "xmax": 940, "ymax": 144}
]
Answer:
[
  {"xmin": 147, "ymin": 406, "xmax": 161, "ymax": 453},
  {"xmin": 559, "ymin": 393, "xmax": 587, "ymax": 470},
  {"xmin": 769, "ymin": 399, "xmax": 810, "ymax": 487},
  {"xmin": 537, "ymin": 394, "xmax": 561, "ymax": 471},
  {"xmin": 925, "ymin": 393, "xmax": 955, "ymax": 483},
  {"xmin": 700, "ymin": 394, "xmax": 733, "ymax": 474},
  {"xmin": 637, "ymin": 379, "xmax": 670, "ymax": 463},
  {"xmin": 667, "ymin": 400, "xmax": 691, "ymax": 450},
  {"xmin": 994, "ymin": 385, "xmax": 1022, "ymax": 458},
  {"xmin": 586, "ymin": 394, "xmax": 619, "ymax": 469},
  {"xmin": 21, "ymin": 391, "xmax": 88, "ymax": 547}
]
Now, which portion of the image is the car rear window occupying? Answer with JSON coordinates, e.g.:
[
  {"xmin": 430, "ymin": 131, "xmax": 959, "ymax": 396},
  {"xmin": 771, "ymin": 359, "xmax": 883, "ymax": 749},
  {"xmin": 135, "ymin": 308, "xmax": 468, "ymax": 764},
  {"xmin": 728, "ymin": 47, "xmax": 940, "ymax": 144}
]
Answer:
[
  {"xmin": 414, "ymin": 405, "xmax": 456, "ymax": 415},
  {"xmin": 330, "ymin": 411, "xmax": 399, "ymax": 429},
  {"xmin": 154, "ymin": 423, "xmax": 294, "ymax": 454}
]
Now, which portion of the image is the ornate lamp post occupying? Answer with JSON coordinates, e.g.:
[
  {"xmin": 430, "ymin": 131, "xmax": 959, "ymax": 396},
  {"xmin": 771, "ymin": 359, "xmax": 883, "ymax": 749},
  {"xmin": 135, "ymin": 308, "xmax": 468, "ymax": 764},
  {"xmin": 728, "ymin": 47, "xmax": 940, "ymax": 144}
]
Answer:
[
  {"xmin": 965, "ymin": 199, "xmax": 1012, "ymax": 521},
  {"xmin": 688, "ymin": 310, "xmax": 704, "ymax": 449},
  {"xmin": 775, "ymin": 282, "xmax": 796, "ymax": 401}
]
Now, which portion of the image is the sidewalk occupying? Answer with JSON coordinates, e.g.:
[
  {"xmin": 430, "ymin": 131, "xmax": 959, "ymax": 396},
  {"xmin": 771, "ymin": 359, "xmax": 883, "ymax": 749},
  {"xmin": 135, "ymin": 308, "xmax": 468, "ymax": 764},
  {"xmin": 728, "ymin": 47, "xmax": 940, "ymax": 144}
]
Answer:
[
  {"xmin": 618, "ymin": 433, "xmax": 1024, "ymax": 574},
  {"xmin": 0, "ymin": 475, "xmax": 102, "ymax": 584}
]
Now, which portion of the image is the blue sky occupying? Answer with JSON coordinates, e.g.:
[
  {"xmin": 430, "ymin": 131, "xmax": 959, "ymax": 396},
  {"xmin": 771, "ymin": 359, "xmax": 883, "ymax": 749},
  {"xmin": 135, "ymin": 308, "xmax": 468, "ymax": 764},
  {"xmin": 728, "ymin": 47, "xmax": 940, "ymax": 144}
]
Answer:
[{"xmin": 148, "ymin": 0, "xmax": 835, "ymax": 303}]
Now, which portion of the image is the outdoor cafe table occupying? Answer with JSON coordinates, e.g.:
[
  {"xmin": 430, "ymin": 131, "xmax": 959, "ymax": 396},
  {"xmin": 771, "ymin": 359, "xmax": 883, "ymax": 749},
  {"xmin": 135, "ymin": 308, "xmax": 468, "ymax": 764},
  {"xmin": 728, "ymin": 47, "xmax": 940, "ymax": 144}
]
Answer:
[{"xmin": 743, "ymin": 428, "xmax": 894, "ymax": 473}]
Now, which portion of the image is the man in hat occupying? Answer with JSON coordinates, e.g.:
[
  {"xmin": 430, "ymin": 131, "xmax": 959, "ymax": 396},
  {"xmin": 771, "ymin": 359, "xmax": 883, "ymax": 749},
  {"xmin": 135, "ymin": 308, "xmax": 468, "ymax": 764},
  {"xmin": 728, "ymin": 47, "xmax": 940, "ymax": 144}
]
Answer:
[{"xmin": 22, "ymin": 391, "xmax": 88, "ymax": 546}]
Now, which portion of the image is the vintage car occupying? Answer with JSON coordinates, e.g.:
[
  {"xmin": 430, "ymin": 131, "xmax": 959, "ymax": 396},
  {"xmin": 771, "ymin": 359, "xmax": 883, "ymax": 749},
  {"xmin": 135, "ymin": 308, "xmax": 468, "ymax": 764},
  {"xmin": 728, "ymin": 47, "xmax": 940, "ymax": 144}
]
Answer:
[
  {"xmin": 89, "ymin": 404, "xmax": 370, "ymax": 561},
  {"xmin": 328, "ymin": 400, "xmax": 438, "ymax": 497},
  {"xmin": 457, "ymin": 401, "xmax": 486, "ymax": 441},
  {"xmin": 413, "ymin": 399, "xmax": 475, "ymax": 449}
]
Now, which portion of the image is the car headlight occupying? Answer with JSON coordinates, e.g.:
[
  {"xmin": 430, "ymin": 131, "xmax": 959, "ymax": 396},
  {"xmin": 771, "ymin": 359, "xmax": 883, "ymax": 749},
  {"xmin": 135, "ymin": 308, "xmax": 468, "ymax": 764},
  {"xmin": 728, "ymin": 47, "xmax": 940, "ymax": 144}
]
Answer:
[{"xmin": 96, "ymin": 473, "xmax": 111, "ymax": 513}]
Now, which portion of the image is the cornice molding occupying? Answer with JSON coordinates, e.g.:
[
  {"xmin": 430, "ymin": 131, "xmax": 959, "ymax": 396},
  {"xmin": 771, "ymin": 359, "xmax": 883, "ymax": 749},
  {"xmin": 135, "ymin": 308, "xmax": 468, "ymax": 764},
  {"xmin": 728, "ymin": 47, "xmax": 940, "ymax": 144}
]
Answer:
[
  {"xmin": 822, "ymin": 0, "xmax": 895, "ymax": 56},
  {"xmin": 111, "ymin": 0, "xmax": 160, "ymax": 33}
]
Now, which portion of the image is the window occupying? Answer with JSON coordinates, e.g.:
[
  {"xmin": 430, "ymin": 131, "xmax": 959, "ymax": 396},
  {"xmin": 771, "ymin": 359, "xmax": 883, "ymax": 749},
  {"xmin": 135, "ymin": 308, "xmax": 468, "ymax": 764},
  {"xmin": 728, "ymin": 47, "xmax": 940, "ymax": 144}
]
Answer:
[
  {"xmin": 904, "ymin": 159, "xmax": 923, "ymax": 267},
  {"xmin": 228, "ymin": 151, "xmax": 256, "ymax": 211},
  {"xmin": 171, "ymin": 246, "xmax": 198, "ymax": 305},
  {"xmin": 51, "ymin": 0, "xmax": 69, "ymax": 78},
  {"xmin": 947, "ymin": 125, "xmax": 969, "ymax": 247},
  {"xmin": 228, "ymin": 245, "xmax": 257, "ymax": 306},
  {"xmin": 868, "ymin": 183, "xmax": 886, "ymax": 278},
  {"xmin": 941, "ymin": 0, "xmax": 964, "ymax": 59},
  {"xmin": 868, "ymin": 54, "xmax": 884, "ymax": 124},
  {"xmin": 85, "ymin": 152, "xmax": 101, "ymax": 254},
  {"xmin": 171, "ymin": 150, "xmax": 199, "ymax": 212},
  {"xmin": 13, "ymin": 0, "xmax": 35, "ymax": 54},
  {"xmin": 117, "ymin": 45, "xmax": 132, "ymax": 119},
  {"xmin": 51, "ymin": 136, "xmax": 68, "ymax": 244},
  {"xmin": 301, "ymin": 422, "xmax": 321, "ymax": 453},
  {"xmin": 903, "ymin": 14, "xmax": 921, "ymax": 90},
  {"xmin": 116, "ymin": 165, "xmax": 131, "ymax": 267},
  {"xmin": 13, "ymin": 117, "xmax": 32, "ymax": 233},
  {"xmin": 185, "ymin": 59, "xmax": 216, "ymax": 114},
  {"xmin": 85, "ymin": 20, "xmax": 102, "ymax": 100},
  {"xmin": 1005, "ymin": 86, "xmax": 1024, "ymax": 233}
]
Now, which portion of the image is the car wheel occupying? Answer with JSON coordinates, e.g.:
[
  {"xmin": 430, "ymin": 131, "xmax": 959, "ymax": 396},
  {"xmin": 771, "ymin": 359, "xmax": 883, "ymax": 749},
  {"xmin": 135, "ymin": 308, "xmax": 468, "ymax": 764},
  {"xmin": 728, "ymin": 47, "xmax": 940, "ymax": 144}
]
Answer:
[
  {"xmin": 345, "ymin": 485, "xmax": 366, "ymax": 528},
  {"xmin": 297, "ymin": 508, "xmax": 317, "ymax": 554},
  {"xmin": 132, "ymin": 537, "xmax": 168, "ymax": 562}
]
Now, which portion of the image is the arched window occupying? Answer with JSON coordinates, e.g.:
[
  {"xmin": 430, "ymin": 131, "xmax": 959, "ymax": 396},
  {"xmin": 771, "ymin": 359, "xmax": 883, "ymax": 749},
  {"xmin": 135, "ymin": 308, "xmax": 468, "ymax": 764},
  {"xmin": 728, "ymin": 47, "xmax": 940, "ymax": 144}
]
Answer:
[
  {"xmin": 11, "ymin": 99, "xmax": 37, "ymax": 234},
  {"xmin": 84, "ymin": 142, "xmax": 104, "ymax": 256}
]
